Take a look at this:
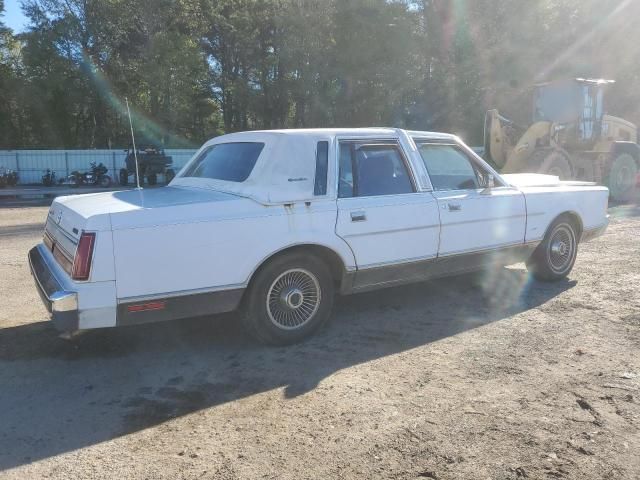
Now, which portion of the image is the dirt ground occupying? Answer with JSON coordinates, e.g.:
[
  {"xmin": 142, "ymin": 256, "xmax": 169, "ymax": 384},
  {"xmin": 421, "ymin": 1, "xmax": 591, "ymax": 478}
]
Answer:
[{"xmin": 0, "ymin": 204, "xmax": 639, "ymax": 480}]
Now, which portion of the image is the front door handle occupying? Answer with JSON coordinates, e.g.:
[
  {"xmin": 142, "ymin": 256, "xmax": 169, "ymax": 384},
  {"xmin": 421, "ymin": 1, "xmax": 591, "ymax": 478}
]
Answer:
[
  {"xmin": 350, "ymin": 211, "xmax": 366, "ymax": 222},
  {"xmin": 447, "ymin": 203, "xmax": 462, "ymax": 212}
]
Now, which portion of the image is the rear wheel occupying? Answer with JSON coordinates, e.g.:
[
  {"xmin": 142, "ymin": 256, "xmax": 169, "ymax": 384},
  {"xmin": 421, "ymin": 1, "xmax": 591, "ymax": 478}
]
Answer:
[
  {"xmin": 165, "ymin": 169, "xmax": 175, "ymax": 184},
  {"xmin": 526, "ymin": 217, "xmax": 578, "ymax": 281},
  {"xmin": 606, "ymin": 153, "xmax": 638, "ymax": 202},
  {"xmin": 147, "ymin": 173, "xmax": 157, "ymax": 185},
  {"xmin": 241, "ymin": 253, "xmax": 335, "ymax": 345},
  {"xmin": 119, "ymin": 168, "xmax": 128, "ymax": 186},
  {"xmin": 529, "ymin": 149, "xmax": 572, "ymax": 179}
]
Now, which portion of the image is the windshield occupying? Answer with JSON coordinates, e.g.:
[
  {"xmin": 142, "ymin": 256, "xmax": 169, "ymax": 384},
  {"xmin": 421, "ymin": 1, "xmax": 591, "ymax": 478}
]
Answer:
[
  {"xmin": 533, "ymin": 83, "xmax": 583, "ymax": 123},
  {"xmin": 181, "ymin": 142, "xmax": 264, "ymax": 182}
]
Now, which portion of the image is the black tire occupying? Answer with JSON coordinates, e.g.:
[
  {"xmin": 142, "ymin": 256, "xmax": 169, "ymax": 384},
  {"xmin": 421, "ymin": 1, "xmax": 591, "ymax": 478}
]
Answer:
[
  {"xmin": 99, "ymin": 175, "xmax": 111, "ymax": 188},
  {"xmin": 119, "ymin": 168, "xmax": 128, "ymax": 186},
  {"xmin": 606, "ymin": 153, "xmax": 638, "ymax": 202},
  {"xmin": 241, "ymin": 252, "xmax": 335, "ymax": 345},
  {"xmin": 529, "ymin": 149, "xmax": 572, "ymax": 179},
  {"xmin": 526, "ymin": 216, "xmax": 578, "ymax": 282},
  {"xmin": 147, "ymin": 173, "xmax": 157, "ymax": 185},
  {"xmin": 165, "ymin": 169, "xmax": 175, "ymax": 184}
]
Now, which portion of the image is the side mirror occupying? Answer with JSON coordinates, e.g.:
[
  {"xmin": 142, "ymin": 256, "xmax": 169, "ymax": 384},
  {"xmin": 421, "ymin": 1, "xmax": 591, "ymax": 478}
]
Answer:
[
  {"xmin": 481, "ymin": 174, "xmax": 495, "ymax": 194},
  {"xmin": 486, "ymin": 174, "xmax": 495, "ymax": 188}
]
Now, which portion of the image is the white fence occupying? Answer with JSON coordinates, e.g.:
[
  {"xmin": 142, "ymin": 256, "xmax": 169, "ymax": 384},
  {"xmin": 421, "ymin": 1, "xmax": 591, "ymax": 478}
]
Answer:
[{"xmin": 0, "ymin": 149, "xmax": 198, "ymax": 185}]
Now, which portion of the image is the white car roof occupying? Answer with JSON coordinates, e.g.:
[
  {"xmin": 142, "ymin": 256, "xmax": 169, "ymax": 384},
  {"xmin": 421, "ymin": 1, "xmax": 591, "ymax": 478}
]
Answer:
[{"xmin": 172, "ymin": 128, "xmax": 458, "ymax": 204}]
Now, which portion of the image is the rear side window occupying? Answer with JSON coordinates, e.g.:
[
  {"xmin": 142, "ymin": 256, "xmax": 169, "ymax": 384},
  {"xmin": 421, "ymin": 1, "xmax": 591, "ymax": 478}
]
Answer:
[
  {"xmin": 314, "ymin": 141, "xmax": 329, "ymax": 195},
  {"xmin": 338, "ymin": 142, "xmax": 414, "ymax": 198},
  {"xmin": 182, "ymin": 142, "xmax": 264, "ymax": 182}
]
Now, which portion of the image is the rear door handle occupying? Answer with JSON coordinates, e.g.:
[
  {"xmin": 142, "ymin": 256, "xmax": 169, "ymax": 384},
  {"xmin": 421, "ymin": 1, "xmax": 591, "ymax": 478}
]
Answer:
[
  {"xmin": 447, "ymin": 203, "xmax": 462, "ymax": 212},
  {"xmin": 350, "ymin": 211, "xmax": 366, "ymax": 222}
]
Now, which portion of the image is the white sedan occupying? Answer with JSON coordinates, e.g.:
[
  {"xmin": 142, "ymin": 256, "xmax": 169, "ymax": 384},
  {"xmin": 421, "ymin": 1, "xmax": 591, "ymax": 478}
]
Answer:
[{"xmin": 29, "ymin": 128, "xmax": 609, "ymax": 344}]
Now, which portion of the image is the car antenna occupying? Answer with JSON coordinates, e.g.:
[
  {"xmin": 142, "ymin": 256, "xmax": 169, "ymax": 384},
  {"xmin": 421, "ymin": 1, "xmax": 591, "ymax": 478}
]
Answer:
[{"xmin": 125, "ymin": 97, "xmax": 142, "ymax": 190}]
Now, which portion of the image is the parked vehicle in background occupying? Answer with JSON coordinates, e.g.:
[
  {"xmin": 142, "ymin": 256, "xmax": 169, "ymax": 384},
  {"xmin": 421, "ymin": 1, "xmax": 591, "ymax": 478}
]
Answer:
[
  {"xmin": 485, "ymin": 78, "xmax": 640, "ymax": 201},
  {"xmin": 29, "ymin": 128, "xmax": 609, "ymax": 345},
  {"xmin": 0, "ymin": 168, "xmax": 18, "ymax": 187},
  {"xmin": 42, "ymin": 169, "xmax": 57, "ymax": 186},
  {"xmin": 120, "ymin": 145, "xmax": 175, "ymax": 186},
  {"xmin": 63, "ymin": 162, "xmax": 112, "ymax": 188}
]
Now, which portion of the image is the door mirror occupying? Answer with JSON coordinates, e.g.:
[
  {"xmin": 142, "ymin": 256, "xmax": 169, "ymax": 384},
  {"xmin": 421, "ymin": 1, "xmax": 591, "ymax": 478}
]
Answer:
[
  {"xmin": 481, "ymin": 174, "xmax": 495, "ymax": 194},
  {"xmin": 486, "ymin": 174, "xmax": 495, "ymax": 188}
]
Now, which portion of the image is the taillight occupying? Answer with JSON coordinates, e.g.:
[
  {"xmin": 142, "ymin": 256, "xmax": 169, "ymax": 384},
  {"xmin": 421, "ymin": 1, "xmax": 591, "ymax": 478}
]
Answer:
[{"xmin": 72, "ymin": 232, "xmax": 96, "ymax": 281}]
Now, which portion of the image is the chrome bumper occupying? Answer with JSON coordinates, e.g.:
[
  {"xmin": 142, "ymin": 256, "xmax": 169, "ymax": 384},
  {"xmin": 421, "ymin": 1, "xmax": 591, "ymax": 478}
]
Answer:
[{"xmin": 28, "ymin": 244, "xmax": 79, "ymax": 332}]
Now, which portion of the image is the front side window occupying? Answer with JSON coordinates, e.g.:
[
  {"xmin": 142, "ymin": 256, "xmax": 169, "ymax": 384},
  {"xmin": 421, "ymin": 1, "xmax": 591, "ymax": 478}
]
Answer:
[
  {"xmin": 416, "ymin": 143, "xmax": 486, "ymax": 191},
  {"xmin": 182, "ymin": 142, "xmax": 265, "ymax": 182},
  {"xmin": 338, "ymin": 142, "xmax": 414, "ymax": 198}
]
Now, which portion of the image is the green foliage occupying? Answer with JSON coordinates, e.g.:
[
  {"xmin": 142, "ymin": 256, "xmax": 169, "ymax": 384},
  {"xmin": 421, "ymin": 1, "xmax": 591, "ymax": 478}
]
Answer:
[{"xmin": 1, "ymin": 0, "xmax": 640, "ymax": 148}]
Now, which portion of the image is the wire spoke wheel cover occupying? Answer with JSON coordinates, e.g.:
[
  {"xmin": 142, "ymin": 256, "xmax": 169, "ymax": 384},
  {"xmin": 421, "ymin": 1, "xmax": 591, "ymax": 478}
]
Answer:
[
  {"xmin": 266, "ymin": 268, "xmax": 321, "ymax": 330},
  {"xmin": 546, "ymin": 224, "xmax": 575, "ymax": 274}
]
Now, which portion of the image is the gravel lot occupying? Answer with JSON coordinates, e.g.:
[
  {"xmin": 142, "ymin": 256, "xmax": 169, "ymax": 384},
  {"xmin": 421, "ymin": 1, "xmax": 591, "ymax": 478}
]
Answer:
[{"xmin": 0, "ymin": 203, "xmax": 639, "ymax": 479}]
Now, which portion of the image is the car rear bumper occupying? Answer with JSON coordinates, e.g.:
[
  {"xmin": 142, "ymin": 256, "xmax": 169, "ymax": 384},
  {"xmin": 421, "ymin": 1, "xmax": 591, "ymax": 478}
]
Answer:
[{"xmin": 29, "ymin": 244, "xmax": 79, "ymax": 332}]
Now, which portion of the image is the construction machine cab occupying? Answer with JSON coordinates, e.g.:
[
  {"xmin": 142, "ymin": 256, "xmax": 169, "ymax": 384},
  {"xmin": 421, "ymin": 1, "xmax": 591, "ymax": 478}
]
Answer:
[{"xmin": 533, "ymin": 78, "xmax": 613, "ymax": 147}]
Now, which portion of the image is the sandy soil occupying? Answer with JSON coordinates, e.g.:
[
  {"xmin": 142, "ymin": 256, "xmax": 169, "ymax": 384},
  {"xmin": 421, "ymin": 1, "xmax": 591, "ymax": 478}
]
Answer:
[{"xmin": 0, "ymin": 204, "xmax": 638, "ymax": 479}]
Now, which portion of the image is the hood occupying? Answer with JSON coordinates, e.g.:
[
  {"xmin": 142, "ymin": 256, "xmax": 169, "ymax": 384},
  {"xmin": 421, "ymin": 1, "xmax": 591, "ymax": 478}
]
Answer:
[{"xmin": 502, "ymin": 173, "xmax": 596, "ymax": 188}]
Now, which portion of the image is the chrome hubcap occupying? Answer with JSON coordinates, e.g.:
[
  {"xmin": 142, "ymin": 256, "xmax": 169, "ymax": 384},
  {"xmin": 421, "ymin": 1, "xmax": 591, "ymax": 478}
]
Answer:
[
  {"xmin": 547, "ymin": 224, "xmax": 575, "ymax": 273},
  {"xmin": 267, "ymin": 268, "xmax": 321, "ymax": 330}
]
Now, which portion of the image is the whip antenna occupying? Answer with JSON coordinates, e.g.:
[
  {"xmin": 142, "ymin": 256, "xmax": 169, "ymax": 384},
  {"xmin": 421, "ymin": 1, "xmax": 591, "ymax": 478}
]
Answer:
[{"xmin": 125, "ymin": 97, "xmax": 142, "ymax": 189}]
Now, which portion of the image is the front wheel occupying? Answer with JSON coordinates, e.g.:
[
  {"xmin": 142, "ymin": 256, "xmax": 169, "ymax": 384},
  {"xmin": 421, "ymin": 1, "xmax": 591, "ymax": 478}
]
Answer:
[
  {"xmin": 526, "ymin": 217, "xmax": 578, "ymax": 281},
  {"xmin": 241, "ymin": 253, "xmax": 335, "ymax": 345},
  {"xmin": 530, "ymin": 149, "xmax": 572, "ymax": 179}
]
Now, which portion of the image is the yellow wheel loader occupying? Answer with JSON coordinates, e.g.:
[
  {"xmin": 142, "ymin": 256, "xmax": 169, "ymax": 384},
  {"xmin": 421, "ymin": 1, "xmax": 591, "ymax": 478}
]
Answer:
[{"xmin": 484, "ymin": 78, "xmax": 639, "ymax": 201}]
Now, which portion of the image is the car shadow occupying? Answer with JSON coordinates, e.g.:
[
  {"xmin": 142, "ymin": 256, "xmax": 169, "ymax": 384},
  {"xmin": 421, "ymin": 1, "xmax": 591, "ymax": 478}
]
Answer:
[{"xmin": 0, "ymin": 268, "xmax": 574, "ymax": 471}]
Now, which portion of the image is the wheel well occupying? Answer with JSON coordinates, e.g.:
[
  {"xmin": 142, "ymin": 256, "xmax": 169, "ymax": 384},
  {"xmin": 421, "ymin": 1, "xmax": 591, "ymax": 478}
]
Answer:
[
  {"xmin": 611, "ymin": 142, "xmax": 640, "ymax": 164},
  {"xmin": 553, "ymin": 211, "xmax": 583, "ymax": 239},
  {"xmin": 249, "ymin": 244, "xmax": 347, "ymax": 289}
]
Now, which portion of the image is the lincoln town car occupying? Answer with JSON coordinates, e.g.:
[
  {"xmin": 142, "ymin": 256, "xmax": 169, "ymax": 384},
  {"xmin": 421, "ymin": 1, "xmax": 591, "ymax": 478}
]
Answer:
[{"xmin": 29, "ymin": 128, "xmax": 609, "ymax": 344}]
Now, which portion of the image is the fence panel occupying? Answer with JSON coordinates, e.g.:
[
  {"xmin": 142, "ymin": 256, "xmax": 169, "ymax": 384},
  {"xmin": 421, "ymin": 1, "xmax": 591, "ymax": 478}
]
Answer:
[{"xmin": 0, "ymin": 149, "xmax": 197, "ymax": 185}]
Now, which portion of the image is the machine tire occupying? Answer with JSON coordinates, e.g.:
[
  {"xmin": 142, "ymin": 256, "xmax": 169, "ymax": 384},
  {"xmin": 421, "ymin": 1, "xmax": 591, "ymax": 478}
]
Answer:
[
  {"xmin": 606, "ymin": 153, "xmax": 638, "ymax": 202},
  {"xmin": 241, "ymin": 252, "xmax": 335, "ymax": 345},
  {"xmin": 147, "ymin": 173, "xmax": 157, "ymax": 185},
  {"xmin": 526, "ymin": 216, "xmax": 578, "ymax": 282},
  {"xmin": 165, "ymin": 169, "xmax": 175, "ymax": 184},
  {"xmin": 119, "ymin": 168, "xmax": 128, "ymax": 186},
  {"xmin": 529, "ymin": 149, "xmax": 572, "ymax": 179}
]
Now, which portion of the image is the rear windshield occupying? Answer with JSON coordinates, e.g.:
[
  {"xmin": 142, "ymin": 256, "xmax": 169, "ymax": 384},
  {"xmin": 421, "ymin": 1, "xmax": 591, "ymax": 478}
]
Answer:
[{"xmin": 181, "ymin": 142, "xmax": 265, "ymax": 182}]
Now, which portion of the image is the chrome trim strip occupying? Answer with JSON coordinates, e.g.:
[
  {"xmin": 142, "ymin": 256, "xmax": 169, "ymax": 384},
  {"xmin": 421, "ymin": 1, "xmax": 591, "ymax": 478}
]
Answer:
[
  {"xmin": 437, "ymin": 240, "xmax": 540, "ymax": 258},
  {"xmin": 117, "ymin": 283, "xmax": 248, "ymax": 305},
  {"xmin": 357, "ymin": 254, "xmax": 438, "ymax": 271},
  {"xmin": 442, "ymin": 213, "xmax": 527, "ymax": 228},
  {"xmin": 341, "ymin": 222, "xmax": 440, "ymax": 239}
]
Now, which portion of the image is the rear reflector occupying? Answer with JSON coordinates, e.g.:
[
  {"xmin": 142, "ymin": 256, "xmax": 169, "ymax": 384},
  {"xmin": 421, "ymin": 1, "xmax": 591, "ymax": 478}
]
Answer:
[
  {"xmin": 71, "ymin": 232, "xmax": 96, "ymax": 281},
  {"xmin": 127, "ymin": 301, "xmax": 166, "ymax": 313}
]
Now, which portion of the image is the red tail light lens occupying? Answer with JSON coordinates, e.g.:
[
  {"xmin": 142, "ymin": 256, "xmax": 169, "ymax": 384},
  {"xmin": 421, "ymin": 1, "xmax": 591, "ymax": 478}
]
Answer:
[{"xmin": 72, "ymin": 232, "xmax": 96, "ymax": 281}]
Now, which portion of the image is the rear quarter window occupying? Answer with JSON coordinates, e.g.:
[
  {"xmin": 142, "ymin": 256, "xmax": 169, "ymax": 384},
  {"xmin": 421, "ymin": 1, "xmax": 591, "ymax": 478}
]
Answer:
[{"xmin": 181, "ymin": 142, "xmax": 265, "ymax": 182}]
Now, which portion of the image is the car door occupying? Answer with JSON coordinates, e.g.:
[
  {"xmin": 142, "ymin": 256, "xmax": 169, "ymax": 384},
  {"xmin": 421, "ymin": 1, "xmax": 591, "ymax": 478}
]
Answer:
[
  {"xmin": 335, "ymin": 138, "xmax": 440, "ymax": 290},
  {"xmin": 413, "ymin": 141, "xmax": 526, "ymax": 261}
]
